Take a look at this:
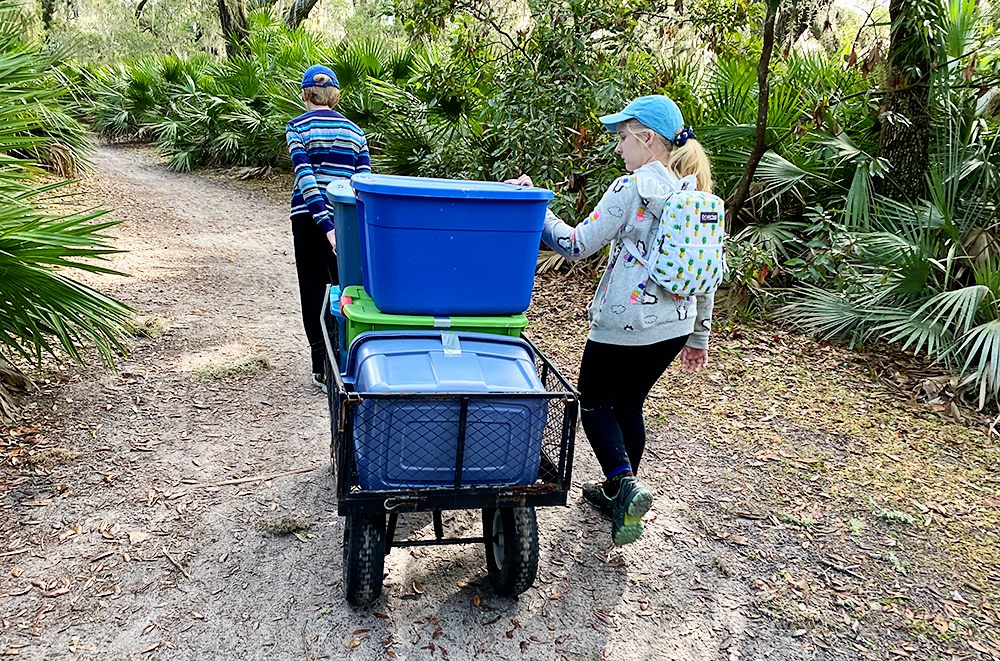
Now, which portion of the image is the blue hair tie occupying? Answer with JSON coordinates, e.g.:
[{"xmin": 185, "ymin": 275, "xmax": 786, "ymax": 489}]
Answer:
[{"xmin": 673, "ymin": 127, "xmax": 696, "ymax": 147}]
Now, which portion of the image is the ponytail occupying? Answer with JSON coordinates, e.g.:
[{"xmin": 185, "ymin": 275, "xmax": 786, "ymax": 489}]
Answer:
[
  {"xmin": 619, "ymin": 118, "xmax": 713, "ymax": 193},
  {"xmin": 667, "ymin": 139, "xmax": 713, "ymax": 194}
]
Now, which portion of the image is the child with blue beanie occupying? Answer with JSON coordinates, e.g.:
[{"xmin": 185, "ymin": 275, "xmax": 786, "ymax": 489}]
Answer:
[{"xmin": 286, "ymin": 64, "xmax": 371, "ymax": 391}]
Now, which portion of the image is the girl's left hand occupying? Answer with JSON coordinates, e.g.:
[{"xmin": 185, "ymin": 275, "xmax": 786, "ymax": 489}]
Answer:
[
  {"xmin": 679, "ymin": 346, "xmax": 708, "ymax": 373},
  {"xmin": 504, "ymin": 174, "xmax": 533, "ymax": 187}
]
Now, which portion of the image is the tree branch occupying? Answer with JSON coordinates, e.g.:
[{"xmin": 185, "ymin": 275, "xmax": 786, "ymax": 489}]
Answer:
[{"xmin": 726, "ymin": 0, "xmax": 779, "ymax": 224}]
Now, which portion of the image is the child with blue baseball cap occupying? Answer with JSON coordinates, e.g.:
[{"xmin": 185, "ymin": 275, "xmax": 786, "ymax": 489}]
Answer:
[
  {"xmin": 507, "ymin": 95, "xmax": 714, "ymax": 548},
  {"xmin": 286, "ymin": 64, "xmax": 370, "ymax": 392}
]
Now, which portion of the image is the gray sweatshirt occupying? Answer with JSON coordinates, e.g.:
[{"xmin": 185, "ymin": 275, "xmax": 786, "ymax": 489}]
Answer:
[{"xmin": 541, "ymin": 161, "xmax": 714, "ymax": 349}]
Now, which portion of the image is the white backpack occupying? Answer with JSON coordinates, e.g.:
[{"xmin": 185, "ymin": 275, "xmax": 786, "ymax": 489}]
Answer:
[{"xmin": 623, "ymin": 174, "xmax": 727, "ymax": 297}]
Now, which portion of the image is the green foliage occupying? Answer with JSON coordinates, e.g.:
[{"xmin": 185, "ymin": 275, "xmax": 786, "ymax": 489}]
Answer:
[
  {"xmin": 0, "ymin": 0, "xmax": 131, "ymax": 374},
  {"xmin": 0, "ymin": 4, "xmax": 95, "ymax": 173},
  {"xmin": 43, "ymin": 0, "xmax": 224, "ymax": 64},
  {"xmin": 63, "ymin": 0, "xmax": 1000, "ymax": 404}
]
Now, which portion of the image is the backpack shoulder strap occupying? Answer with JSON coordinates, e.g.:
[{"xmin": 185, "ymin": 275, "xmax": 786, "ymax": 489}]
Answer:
[{"xmin": 622, "ymin": 237, "xmax": 647, "ymax": 266}]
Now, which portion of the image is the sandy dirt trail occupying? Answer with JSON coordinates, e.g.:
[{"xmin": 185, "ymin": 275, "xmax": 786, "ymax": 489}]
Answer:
[{"xmin": 0, "ymin": 146, "xmax": 813, "ymax": 661}]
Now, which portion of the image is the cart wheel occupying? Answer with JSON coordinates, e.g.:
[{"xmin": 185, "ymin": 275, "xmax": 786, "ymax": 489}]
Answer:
[
  {"xmin": 343, "ymin": 512, "xmax": 386, "ymax": 607},
  {"xmin": 483, "ymin": 507, "xmax": 538, "ymax": 597}
]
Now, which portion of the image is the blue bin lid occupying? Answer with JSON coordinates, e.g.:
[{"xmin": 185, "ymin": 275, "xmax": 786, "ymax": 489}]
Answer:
[
  {"xmin": 326, "ymin": 179, "xmax": 357, "ymax": 205},
  {"xmin": 351, "ymin": 173, "xmax": 554, "ymax": 201},
  {"xmin": 346, "ymin": 331, "xmax": 544, "ymax": 394}
]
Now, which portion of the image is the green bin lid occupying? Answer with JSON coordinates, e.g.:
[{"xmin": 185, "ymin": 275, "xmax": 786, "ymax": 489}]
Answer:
[{"xmin": 340, "ymin": 286, "xmax": 528, "ymax": 329}]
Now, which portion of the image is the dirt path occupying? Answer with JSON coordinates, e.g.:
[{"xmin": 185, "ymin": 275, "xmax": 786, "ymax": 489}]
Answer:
[{"xmin": 2, "ymin": 146, "xmax": 998, "ymax": 661}]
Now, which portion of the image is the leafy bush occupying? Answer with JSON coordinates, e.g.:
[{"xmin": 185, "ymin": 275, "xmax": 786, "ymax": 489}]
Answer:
[
  {"xmin": 1, "ymin": 0, "xmax": 132, "ymax": 414},
  {"xmin": 780, "ymin": 0, "xmax": 1000, "ymax": 405}
]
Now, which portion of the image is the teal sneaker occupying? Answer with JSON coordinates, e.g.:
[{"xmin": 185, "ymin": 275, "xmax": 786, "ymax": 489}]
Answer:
[
  {"xmin": 582, "ymin": 482, "xmax": 613, "ymax": 520},
  {"xmin": 611, "ymin": 477, "xmax": 653, "ymax": 547}
]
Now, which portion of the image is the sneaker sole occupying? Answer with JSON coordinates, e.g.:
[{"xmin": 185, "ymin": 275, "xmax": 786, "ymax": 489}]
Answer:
[
  {"xmin": 613, "ymin": 489, "xmax": 653, "ymax": 547},
  {"xmin": 613, "ymin": 520, "xmax": 644, "ymax": 546}
]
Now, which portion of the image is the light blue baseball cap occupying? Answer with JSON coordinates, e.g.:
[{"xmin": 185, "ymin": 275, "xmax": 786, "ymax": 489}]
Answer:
[{"xmin": 599, "ymin": 96, "xmax": 685, "ymax": 143}]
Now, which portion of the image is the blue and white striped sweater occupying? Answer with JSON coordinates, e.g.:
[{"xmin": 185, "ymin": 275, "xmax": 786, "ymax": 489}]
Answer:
[{"xmin": 286, "ymin": 109, "xmax": 371, "ymax": 232}]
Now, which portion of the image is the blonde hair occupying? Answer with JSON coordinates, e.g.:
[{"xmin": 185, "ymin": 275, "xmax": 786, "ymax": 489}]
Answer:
[
  {"xmin": 303, "ymin": 74, "xmax": 340, "ymax": 107},
  {"xmin": 621, "ymin": 118, "xmax": 713, "ymax": 193}
]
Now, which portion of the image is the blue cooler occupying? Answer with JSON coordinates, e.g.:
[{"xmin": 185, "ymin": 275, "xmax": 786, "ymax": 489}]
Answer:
[
  {"xmin": 350, "ymin": 173, "xmax": 554, "ymax": 316},
  {"xmin": 328, "ymin": 285, "xmax": 349, "ymax": 371},
  {"xmin": 346, "ymin": 331, "xmax": 547, "ymax": 490},
  {"xmin": 326, "ymin": 180, "xmax": 364, "ymax": 288}
]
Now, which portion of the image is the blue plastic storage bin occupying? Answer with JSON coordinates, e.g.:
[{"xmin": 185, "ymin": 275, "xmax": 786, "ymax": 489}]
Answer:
[
  {"xmin": 326, "ymin": 180, "xmax": 364, "ymax": 288},
  {"xmin": 350, "ymin": 173, "xmax": 554, "ymax": 316},
  {"xmin": 346, "ymin": 331, "xmax": 547, "ymax": 490}
]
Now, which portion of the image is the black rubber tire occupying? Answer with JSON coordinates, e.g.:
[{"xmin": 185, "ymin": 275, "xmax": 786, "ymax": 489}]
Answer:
[
  {"xmin": 483, "ymin": 506, "xmax": 539, "ymax": 597},
  {"xmin": 343, "ymin": 512, "xmax": 386, "ymax": 607}
]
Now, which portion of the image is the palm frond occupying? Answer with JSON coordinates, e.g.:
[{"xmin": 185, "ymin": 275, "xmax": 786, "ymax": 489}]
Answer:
[{"xmin": 780, "ymin": 287, "xmax": 880, "ymax": 346}]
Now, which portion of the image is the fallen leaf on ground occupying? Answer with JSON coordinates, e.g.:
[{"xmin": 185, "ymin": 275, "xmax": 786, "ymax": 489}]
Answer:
[{"xmin": 128, "ymin": 532, "xmax": 151, "ymax": 545}]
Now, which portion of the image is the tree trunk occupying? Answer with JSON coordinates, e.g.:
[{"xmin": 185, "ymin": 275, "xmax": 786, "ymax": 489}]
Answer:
[
  {"xmin": 217, "ymin": 0, "xmax": 249, "ymax": 59},
  {"xmin": 284, "ymin": 0, "xmax": 320, "ymax": 29},
  {"xmin": 40, "ymin": 0, "xmax": 55, "ymax": 31},
  {"xmin": 876, "ymin": 0, "xmax": 932, "ymax": 200},
  {"xmin": 726, "ymin": 0, "xmax": 779, "ymax": 229}
]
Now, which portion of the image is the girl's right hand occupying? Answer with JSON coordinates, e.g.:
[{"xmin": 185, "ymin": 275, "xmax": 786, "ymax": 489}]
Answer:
[{"xmin": 504, "ymin": 174, "xmax": 533, "ymax": 187}]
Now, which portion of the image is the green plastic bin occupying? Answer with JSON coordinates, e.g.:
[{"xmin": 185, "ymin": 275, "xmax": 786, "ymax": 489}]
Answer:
[{"xmin": 339, "ymin": 286, "xmax": 528, "ymax": 347}]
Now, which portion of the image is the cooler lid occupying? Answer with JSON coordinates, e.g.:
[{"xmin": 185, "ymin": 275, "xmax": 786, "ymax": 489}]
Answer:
[
  {"xmin": 326, "ymin": 179, "xmax": 357, "ymax": 205},
  {"xmin": 351, "ymin": 173, "xmax": 554, "ymax": 201},
  {"xmin": 346, "ymin": 331, "xmax": 543, "ymax": 394}
]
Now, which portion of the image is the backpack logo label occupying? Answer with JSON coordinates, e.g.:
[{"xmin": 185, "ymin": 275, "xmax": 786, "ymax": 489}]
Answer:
[{"xmin": 699, "ymin": 211, "xmax": 719, "ymax": 224}]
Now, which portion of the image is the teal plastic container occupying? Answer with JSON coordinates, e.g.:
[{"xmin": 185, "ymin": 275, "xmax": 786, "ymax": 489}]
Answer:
[
  {"xmin": 326, "ymin": 180, "xmax": 364, "ymax": 288},
  {"xmin": 328, "ymin": 285, "xmax": 348, "ymax": 371},
  {"xmin": 350, "ymin": 173, "xmax": 554, "ymax": 316}
]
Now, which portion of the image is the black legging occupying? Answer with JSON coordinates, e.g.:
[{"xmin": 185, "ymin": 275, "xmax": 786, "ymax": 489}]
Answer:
[
  {"xmin": 292, "ymin": 213, "xmax": 338, "ymax": 375},
  {"xmin": 576, "ymin": 335, "xmax": 689, "ymax": 478}
]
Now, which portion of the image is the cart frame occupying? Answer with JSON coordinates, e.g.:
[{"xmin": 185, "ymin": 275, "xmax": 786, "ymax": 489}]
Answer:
[{"xmin": 321, "ymin": 287, "xmax": 578, "ymax": 541}]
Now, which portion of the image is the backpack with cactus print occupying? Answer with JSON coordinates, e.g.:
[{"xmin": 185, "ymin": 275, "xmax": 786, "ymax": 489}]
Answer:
[{"xmin": 622, "ymin": 174, "xmax": 727, "ymax": 297}]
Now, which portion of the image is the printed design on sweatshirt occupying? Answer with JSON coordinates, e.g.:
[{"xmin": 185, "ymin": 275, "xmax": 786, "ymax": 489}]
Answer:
[
  {"xmin": 644, "ymin": 315, "xmax": 658, "ymax": 325},
  {"xmin": 611, "ymin": 304, "xmax": 626, "ymax": 315},
  {"xmin": 629, "ymin": 281, "xmax": 658, "ymax": 305},
  {"xmin": 700, "ymin": 318, "xmax": 711, "ymax": 331},
  {"xmin": 624, "ymin": 324, "xmax": 634, "ymax": 331},
  {"xmin": 582, "ymin": 209, "xmax": 601, "ymax": 226},
  {"xmin": 611, "ymin": 175, "xmax": 634, "ymax": 194},
  {"xmin": 629, "ymin": 281, "xmax": 645, "ymax": 305},
  {"xmin": 556, "ymin": 232, "xmax": 582, "ymax": 257},
  {"xmin": 623, "ymin": 240, "xmax": 643, "ymax": 268},
  {"xmin": 608, "ymin": 206, "xmax": 624, "ymax": 218},
  {"xmin": 636, "ymin": 205, "xmax": 646, "ymax": 224},
  {"xmin": 608, "ymin": 243, "xmax": 622, "ymax": 272},
  {"xmin": 673, "ymin": 295, "xmax": 690, "ymax": 321}
]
